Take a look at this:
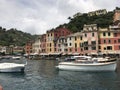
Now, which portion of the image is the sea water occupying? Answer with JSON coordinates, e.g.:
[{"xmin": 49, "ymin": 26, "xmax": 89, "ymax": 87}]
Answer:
[{"xmin": 0, "ymin": 60, "xmax": 120, "ymax": 90}]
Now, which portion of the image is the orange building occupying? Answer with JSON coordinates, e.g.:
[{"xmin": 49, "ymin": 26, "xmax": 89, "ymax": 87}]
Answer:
[{"xmin": 25, "ymin": 41, "xmax": 33, "ymax": 55}]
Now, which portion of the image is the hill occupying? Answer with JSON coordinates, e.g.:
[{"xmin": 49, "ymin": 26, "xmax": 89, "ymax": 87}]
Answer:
[
  {"xmin": 0, "ymin": 27, "xmax": 37, "ymax": 46},
  {"xmin": 56, "ymin": 10, "xmax": 114, "ymax": 33},
  {"xmin": 66, "ymin": 11, "xmax": 114, "ymax": 32}
]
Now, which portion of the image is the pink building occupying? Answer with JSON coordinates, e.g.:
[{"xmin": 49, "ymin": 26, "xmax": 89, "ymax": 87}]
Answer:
[
  {"xmin": 110, "ymin": 24, "xmax": 120, "ymax": 54},
  {"xmin": 40, "ymin": 34, "xmax": 46, "ymax": 53},
  {"xmin": 82, "ymin": 24, "xmax": 99, "ymax": 55}
]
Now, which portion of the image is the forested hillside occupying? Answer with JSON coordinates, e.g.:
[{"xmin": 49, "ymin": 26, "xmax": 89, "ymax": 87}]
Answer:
[
  {"xmin": 0, "ymin": 27, "xmax": 37, "ymax": 46},
  {"xmin": 55, "ymin": 10, "xmax": 114, "ymax": 33},
  {"xmin": 65, "ymin": 11, "xmax": 114, "ymax": 32}
]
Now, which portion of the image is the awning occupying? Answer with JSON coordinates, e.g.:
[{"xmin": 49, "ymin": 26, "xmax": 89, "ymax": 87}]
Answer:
[
  {"xmin": 40, "ymin": 53, "xmax": 49, "ymax": 55},
  {"xmin": 48, "ymin": 53, "xmax": 61, "ymax": 55},
  {"xmin": 90, "ymin": 52, "xmax": 98, "ymax": 55},
  {"xmin": 73, "ymin": 53, "xmax": 79, "ymax": 55}
]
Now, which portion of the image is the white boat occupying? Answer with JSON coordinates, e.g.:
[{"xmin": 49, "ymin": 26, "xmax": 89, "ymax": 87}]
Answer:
[
  {"xmin": 0, "ymin": 62, "xmax": 26, "ymax": 72},
  {"xmin": 56, "ymin": 56, "xmax": 117, "ymax": 71},
  {"xmin": 12, "ymin": 56, "xmax": 21, "ymax": 60}
]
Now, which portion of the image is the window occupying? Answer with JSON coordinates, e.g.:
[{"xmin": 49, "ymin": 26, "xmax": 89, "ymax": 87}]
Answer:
[
  {"xmin": 99, "ymin": 40, "xmax": 101, "ymax": 44},
  {"xmin": 91, "ymin": 41, "xmax": 96, "ymax": 45},
  {"xmin": 75, "ymin": 48, "xmax": 77, "ymax": 51},
  {"xmin": 81, "ymin": 48, "xmax": 83, "ymax": 51},
  {"xmin": 69, "ymin": 43, "xmax": 72, "ymax": 46},
  {"xmin": 64, "ymin": 49, "xmax": 68, "ymax": 52},
  {"xmin": 92, "ymin": 33, "xmax": 94, "ymax": 37},
  {"xmin": 114, "ymin": 40, "xmax": 116, "ymax": 43},
  {"xmin": 118, "ymin": 39, "xmax": 120, "ymax": 43},
  {"xmin": 75, "ymin": 37, "xmax": 77, "ymax": 41},
  {"xmin": 80, "ymin": 43, "xmax": 83, "ymax": 47},
  {"xmin": 84, "ymin": 47, "xmax": 88, "ymax": 50},
  {"xmin": 104, "ymin": 47, "xmax": 106, "ymax": 50},
  {"xmin": 70, "ymin": 48, "xmax": 72, "ymax": 52},
  {"xmin": 107, "ymin": 46, "xmax": 112, "ymax": 50},
  {"xmin": 92, "ymin": 47, "xmax": 96, "ymax": 50},
  {"xmin": 50, "ymin": 43, "xmax": 52, "ymax": 47},
  {"xmin": 103, "ymin": 32, "xmax": 106, "ymax": 36},
  {"xmin": 108, "ymin": 40, "xmax": 111, "ymax": 43},
  {"xmin": 114, "ymin": 33, "xmax": 117, "ymax": 37},
  {"xmin": 80, "ymin": 36, "xmax": 82, "ymax": 40},
  {"xmin": 54, "ymin": 48, "xmax": 56, "ymax": 51},
  {"xmin": 104, "ymin": 40, "xmax": 106, "ymax": 43},
  {"xmin": 85, "ymin": 33, "xmax": 87, "ymax": 37},
  {"xmin": 75, "ymin": 43, "xmax": 77, "ymax": 48},
  {"xmin": 99, "ymin": 46, "xmax": 101, "ymax": 49},
  {"xmin": 54, "ymin": 43, "xmax": 56, "ymax": 47},
  {"xmin": 65, "ymin": 44, "xmax": 67, "ymax": 47},
  {"xmin": 84, "ymin": 42, "xmax": 88, "ymax": 45},
  {"xmin": 108, "ymin": 32, "xmax": 111, "ymax": 36},
  {"xmin": 119, "ymin": 46, "xmax": 120, "ymax": 50},
  {"xmin": 69, "ymin": 37, "xmax": 71, "ymax": 40},
  {"xmin": 58, "ymin": 44, "xmax": 61, "ymax": 47}
]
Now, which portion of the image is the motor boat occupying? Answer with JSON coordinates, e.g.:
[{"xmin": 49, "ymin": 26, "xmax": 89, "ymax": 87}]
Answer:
[
  {"xmin": 0, "ymin": 62, "xmax": 26, "ymax": 72},
  {"xmin": 56, "ymin": 56, "xmax": 117, "ymax": 71},
  {"xmin": 0, "ymin": 57, "xmax": 27, "ymax": 73}
]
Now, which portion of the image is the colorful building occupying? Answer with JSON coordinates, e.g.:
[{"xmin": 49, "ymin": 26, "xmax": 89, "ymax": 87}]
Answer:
[
  {"xmin": 25, "ymin": 41, "xmax": 33, "ymax": 55},
  {"xmin": 71, "ymin": 32, "xmax": 83, "ymax": 55},
  {"xmin": 32, "ymin": 36, "xmax": 41, "ymax": 54},
  {"xmin": 57, "ymin": 36, "xmax": 67, "ymax": 55},
  {"xmin": 82, "ymin": 24, "xmax": 99, "ymax": 55},
  {"xmin": 46, "ymin": 29, "xmax": 55, "ymax": 54},
  {"xmin": 46, "ymin": 27, "xmax": 72, "ymax": 54},
  {"xmin": 99, "ymin": 28, "xmax": 114, "ymax": 54},
  {"xmin": 40, "ymin": 34, "xmax": 46, "ymax": 54},
  {"xmin": 109, "ymin": 24, "xmax": 120, "ymax": 54}
]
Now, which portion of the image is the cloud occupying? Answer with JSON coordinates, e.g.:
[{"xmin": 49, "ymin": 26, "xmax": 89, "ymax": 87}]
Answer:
[{"xmin": 0, "ymin": 0, "xmax": 119, "ymax": 34}]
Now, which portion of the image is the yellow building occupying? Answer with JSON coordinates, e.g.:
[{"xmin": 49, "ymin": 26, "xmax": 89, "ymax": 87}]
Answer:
[
  {"xmin": 46, "ymin": 30, "xmax": 55, "ymax": 54},
  {"xmin": 73, "ymin": 32, "xmax": 83, "ymax": 55},
  {"xmin": 99, "ymin": 28, "xmax": 114, "ymax": 54}
]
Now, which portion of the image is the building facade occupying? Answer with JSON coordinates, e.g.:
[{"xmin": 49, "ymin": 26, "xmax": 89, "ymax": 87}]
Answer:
[
  {"xmin": 32, "ymin": 36, "xmax": 41, "ymax": 54},
  {"xmin": 40, "ymin": 34, "xmax": 46, "ymax": 53},
  {"xmin": 82, "ymin": 24, "xmax": 99, "ymax": 55},
  {"xmin": 88, "ymin": 9, "xmax": 107, "ymax": 17},
  {"xmin": 25, "ymin": 41, "xmax": 33, "ymax": 55}
]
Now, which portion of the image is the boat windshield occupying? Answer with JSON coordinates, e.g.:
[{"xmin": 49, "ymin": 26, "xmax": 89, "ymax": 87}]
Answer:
[{"xmin": 74, "ymin": 56, "xmax": 91, "ymax": 60}]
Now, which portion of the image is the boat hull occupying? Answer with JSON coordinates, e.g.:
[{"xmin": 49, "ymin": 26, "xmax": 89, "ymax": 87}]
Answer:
[
  {"xmin": 56, "ymin": 62, "xmax": 117, "ymax": 71},
  {"xmin": 0, "ymin": 67, "xmax": 24, "ymax": 73},
  {"xmin": 0, "ymin": 63, "xmax": 25, "ymax": 73}
]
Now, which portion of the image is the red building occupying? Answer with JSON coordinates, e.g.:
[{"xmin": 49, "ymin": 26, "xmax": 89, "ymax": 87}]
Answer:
[
  {"xmin": 25, "ymin": 41, "xmax": 33, "ymax": 55},
  {"xmin": 54, "ymin": 27, "xmax": 72, "ymax": 53}
]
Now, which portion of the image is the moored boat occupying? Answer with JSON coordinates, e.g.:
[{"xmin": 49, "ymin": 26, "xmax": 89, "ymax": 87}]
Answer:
[
  {"xmin": 56, "ymin": 56, "xmax": 117, "ymax": 71},
  {"xmin": 0, "ymin": 62, "xmax": 26, "ymax": 72}
]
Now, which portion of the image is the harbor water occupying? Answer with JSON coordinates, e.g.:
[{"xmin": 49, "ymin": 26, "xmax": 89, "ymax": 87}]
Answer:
[{"xmin": 0, "ymin": 59, "xmax": 120, "ymax": 90}]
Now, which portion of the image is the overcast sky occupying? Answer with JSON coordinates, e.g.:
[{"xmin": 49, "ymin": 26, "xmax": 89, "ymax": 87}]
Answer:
[{"xmin": 0, "ymin": 0, "xmax": 119, "ymax": 35}]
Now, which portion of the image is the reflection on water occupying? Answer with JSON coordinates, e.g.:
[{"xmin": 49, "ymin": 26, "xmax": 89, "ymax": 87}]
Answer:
[
  {"xmin": 0, "ymin": 60, "xmax": 120, "ymax": 90},
  {"xmin": 58, "ymin": 71, "xmax": 118, "ymax": 90}
]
